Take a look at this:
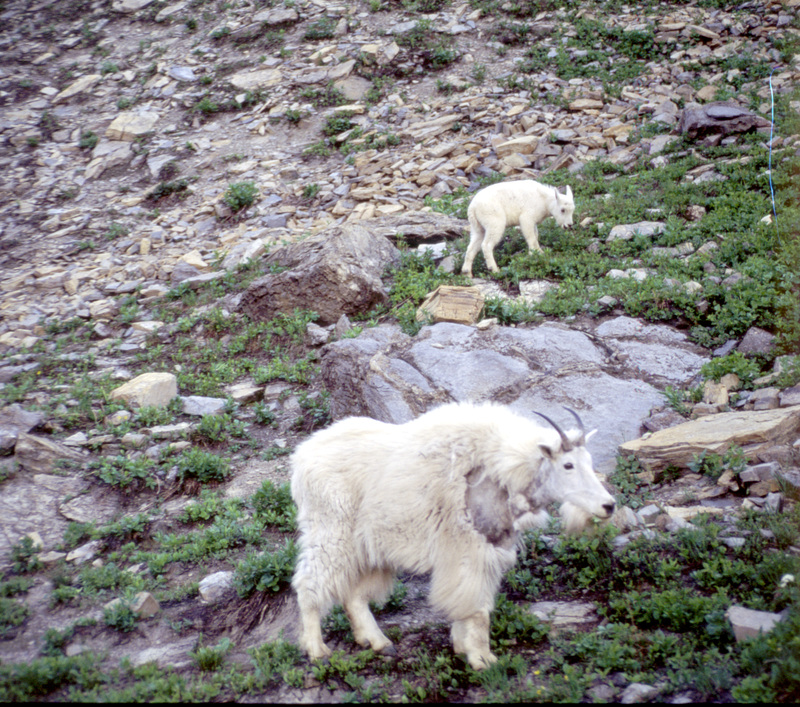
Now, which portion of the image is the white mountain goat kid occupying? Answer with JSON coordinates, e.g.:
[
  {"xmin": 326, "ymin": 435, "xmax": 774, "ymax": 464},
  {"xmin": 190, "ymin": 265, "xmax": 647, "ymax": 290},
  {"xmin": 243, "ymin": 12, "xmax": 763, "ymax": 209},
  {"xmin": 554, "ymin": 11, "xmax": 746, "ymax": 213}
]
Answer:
[
  {"xmin": 290, "ymin": 401, "xmax": 615, "ymax": 670},
  {"xmin": 461, "ymin": 180, "xmax": 575, "ymax": 277}
]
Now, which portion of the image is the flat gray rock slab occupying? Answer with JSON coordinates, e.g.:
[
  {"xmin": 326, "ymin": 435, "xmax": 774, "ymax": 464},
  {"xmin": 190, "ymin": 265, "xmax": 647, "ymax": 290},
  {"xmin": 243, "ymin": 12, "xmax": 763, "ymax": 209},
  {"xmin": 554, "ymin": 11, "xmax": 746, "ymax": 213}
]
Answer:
[{"xmin": 321, "ymin": 317, "xmax": 708, "ymax": 473}]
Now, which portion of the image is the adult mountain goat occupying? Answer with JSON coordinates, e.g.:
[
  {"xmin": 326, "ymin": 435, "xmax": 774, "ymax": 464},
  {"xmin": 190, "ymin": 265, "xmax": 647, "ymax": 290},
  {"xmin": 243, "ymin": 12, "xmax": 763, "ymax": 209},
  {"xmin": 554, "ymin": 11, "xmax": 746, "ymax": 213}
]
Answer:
[
  {"xmin": 290, "ymin": 401, "xmax": 615, "ymax": 670},
  {"xmin": 461, "ymin": 180, "xmax": 575, "ymax": 278}
]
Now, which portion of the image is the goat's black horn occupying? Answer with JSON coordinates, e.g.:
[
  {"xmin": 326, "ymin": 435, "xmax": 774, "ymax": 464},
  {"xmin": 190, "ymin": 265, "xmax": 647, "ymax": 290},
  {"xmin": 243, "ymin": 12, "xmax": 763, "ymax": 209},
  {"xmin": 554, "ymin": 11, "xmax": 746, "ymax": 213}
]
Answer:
[
  {"xmin": 563, "ymin": 406, "xmax": 586, "ymax": 445},
  {"xmin": 532, "ymin": 411, "xmax": 572, "ymax": 451}
]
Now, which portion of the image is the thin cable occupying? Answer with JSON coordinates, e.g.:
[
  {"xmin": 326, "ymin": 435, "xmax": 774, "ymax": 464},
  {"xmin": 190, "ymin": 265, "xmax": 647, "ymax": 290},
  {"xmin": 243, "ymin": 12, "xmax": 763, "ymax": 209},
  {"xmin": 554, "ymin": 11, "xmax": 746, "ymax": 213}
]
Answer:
[{"xmin": 768, "ymin": 67, "xmax": 779, "ymax": 238}]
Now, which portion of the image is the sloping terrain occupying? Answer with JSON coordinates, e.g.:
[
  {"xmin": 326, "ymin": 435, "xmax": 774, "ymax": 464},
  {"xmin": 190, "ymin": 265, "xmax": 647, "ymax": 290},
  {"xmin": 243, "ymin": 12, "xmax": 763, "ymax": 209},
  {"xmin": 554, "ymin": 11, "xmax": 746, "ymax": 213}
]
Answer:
[{"xmin": 1, "ymin": 0, "xmax": 800, "ymax": 702}]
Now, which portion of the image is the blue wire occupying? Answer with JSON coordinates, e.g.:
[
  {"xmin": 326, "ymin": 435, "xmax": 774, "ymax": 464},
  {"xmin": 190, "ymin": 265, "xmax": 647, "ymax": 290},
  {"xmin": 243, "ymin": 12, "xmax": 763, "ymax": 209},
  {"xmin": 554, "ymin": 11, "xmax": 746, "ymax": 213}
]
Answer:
[{"xmin": 768, "ymin": 67, "xmax": 779, "ymax": 238}]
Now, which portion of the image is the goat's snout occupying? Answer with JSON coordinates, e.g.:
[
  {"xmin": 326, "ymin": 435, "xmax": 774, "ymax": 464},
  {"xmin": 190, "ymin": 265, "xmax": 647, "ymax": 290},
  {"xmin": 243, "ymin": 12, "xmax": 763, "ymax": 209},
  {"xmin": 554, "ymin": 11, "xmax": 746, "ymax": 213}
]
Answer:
[{"xmin": 602, "ymin": 501, "xmax": 616, "ymax": 517}]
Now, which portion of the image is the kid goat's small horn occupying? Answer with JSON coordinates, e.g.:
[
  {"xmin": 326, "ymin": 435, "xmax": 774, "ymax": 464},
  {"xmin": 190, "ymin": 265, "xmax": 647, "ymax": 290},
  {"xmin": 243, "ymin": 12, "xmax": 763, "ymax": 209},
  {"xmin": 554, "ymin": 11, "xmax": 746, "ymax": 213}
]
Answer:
[{"xmin": 532, "ymin": 411, "xmax": 572, "ymax": 452}]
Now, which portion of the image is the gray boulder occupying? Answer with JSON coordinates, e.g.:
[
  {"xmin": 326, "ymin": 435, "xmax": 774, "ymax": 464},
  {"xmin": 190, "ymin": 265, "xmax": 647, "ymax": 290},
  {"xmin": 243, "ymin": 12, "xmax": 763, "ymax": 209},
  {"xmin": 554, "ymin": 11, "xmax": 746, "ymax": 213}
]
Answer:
[
  {"xmin": 678, "ymin": 101, "xmax": 771, "ymax": 140},
  {"xmin": 320, "ymin": 318, "xmax": 707, "ymax": 474}
]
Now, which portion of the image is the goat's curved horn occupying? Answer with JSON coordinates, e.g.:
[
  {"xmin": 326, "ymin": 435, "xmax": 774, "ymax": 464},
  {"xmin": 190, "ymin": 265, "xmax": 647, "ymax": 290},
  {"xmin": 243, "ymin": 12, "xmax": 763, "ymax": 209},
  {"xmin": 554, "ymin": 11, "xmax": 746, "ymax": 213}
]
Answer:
[
  {"xmin": 532, "ymin": 411, "xmax": 572, "ymax": 452},
  {"xmin": 562, "ymin": 406, "xmax": 586, "ymax": 445}
]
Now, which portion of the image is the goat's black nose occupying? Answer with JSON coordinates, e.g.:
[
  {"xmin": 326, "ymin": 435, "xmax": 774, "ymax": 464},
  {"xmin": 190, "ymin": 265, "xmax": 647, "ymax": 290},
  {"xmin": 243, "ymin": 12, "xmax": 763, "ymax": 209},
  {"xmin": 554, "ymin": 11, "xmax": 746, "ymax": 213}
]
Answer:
[{"xmin": 602, "ymin": 502, "xmax": 616, "ymax": 516}]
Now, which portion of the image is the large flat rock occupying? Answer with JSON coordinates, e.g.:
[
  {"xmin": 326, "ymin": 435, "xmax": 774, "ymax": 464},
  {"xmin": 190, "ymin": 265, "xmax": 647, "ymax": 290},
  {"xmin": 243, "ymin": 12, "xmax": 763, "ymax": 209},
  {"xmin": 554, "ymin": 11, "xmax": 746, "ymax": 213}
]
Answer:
[
  {"xmin": 321, "ymin": 317, "xmax": 707, "ymax": 473},
  {"xmin": 619, "ymin": 406, "xmax": 800, "ymax": 470}
]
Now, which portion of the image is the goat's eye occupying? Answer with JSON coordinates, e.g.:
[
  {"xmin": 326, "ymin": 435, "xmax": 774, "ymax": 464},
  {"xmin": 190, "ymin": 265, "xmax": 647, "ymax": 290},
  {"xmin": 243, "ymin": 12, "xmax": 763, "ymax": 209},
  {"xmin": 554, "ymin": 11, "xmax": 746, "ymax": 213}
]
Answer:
[{"xmin": 564, "ymin": 462, "xmax": 574, "ymax": 470}]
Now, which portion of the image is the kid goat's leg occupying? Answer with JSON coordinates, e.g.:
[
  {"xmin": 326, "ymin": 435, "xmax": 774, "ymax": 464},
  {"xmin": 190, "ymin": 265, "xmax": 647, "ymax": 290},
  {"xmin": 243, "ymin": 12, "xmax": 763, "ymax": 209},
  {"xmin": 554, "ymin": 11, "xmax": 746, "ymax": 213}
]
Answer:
[
  {"xmin": 480, "ymin": 223, "xmax": 506, "ymax": 272},
  {"xmin": 461, "ymin": 223, "xmax": 485, "ymax": 277},
  {"xmin": 519, "ymin": 212, "xmax": 543, "ymax": 253}
]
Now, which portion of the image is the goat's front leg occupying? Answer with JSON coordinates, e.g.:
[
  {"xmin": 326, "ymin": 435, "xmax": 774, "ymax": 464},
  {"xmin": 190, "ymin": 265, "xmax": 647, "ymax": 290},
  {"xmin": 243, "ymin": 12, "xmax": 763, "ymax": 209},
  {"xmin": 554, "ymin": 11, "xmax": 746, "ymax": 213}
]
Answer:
[
  {"xmin": 296, "ymin": 599, "xmax": 332, "ymax": 661},
  {"xmin": 519, "ymin": 213, "xmax": 543, "ymax": 253},
  {"xmin": 451, "ymin": 609, "xmax": 497, "ymax": 670}
]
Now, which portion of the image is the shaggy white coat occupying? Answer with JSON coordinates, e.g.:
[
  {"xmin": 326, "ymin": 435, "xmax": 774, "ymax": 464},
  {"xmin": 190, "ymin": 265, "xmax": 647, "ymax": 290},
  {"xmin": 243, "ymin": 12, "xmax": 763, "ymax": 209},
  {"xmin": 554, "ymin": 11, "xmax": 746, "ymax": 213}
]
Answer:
[
  {"xmin": 290, "ymin": 401, "xmax": 614, "ymax": 670},
  {"xmin": 462, "ymin": 180, "xmax": 575, "ymax": 277}
]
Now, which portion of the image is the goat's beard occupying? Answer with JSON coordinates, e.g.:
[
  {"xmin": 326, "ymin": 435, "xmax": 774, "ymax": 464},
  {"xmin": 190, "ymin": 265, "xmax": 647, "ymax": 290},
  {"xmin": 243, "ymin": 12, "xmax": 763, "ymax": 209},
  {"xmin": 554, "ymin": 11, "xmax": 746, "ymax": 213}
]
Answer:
[{"xmin": 559, "ymin": 501, "xmax": 598, "ymax": 535}]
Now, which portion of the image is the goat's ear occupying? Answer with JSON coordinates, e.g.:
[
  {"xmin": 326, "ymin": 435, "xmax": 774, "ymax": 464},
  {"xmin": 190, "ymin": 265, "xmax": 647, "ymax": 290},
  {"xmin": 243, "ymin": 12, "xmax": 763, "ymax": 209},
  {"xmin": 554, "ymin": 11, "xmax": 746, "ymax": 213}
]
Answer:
[
  {"xmin": 566, "ymin": 185, "xmax": 573, "ymax": 199},
  {"xmin": 586, "ymin": 429, "xmax": 597, "ymax": 442},
  {"xmin": 539, "ymin": 443, "xmax": 557, "ymax": 460}
]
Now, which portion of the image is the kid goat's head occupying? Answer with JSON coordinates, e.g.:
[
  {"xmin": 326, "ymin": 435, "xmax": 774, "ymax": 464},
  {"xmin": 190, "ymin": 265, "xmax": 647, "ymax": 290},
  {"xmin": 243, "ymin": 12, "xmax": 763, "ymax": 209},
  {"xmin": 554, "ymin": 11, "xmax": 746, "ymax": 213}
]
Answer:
[
  {"xmin": 551, "ymin": 186, "xmax": 575, "ymax": 230},
  {"xmin": 533, "ymin": 408, "xmax": 616, "ymax": 534}
]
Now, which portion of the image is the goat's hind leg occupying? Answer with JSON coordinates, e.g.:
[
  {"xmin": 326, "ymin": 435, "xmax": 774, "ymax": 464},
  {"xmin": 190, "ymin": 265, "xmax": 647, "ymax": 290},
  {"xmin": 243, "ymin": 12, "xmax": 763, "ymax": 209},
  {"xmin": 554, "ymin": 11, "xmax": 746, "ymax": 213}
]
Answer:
[
  {"xmin": 344, "ymin": 569, "xmax": 395, "ymax": 655},
  {"xmin": 480, "ymin": 222, "xmax": 506, "ymax": 273},
  {"xmin": 461, "ymin": 222, "xmax": 485, "ymax": 277}
]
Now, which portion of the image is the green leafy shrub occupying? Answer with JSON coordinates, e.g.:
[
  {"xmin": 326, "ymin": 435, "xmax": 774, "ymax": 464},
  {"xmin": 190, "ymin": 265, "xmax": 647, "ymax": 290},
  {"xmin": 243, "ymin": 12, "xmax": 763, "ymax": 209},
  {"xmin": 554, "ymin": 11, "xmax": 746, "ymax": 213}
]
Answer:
[
  {"xmin": 700, "ymin": 353, "xmax": 763, "ymax": 389},
  {"xmin": 251, "ymin": 480, "xmax": 297, "ymax": 531},
  {"xmin": 194, "ymin": 413, "xmax": 246, "ymax": 443},
  {"xmin": 103, "ymin": 599, "xmax": 138, "ymax": 632},
  {"xmin": 232, "ymin": 539, "xmax": 297, "ymax": 597},
  {"xmin": 79, "ymin": 130, "xmax": 98, "ymax": 149},
  {"xmin": 323, "ymin": 112, "xmax": 354, "ymax": 136},
  {"xmin": 490, "ymin": 593, "xmax": 549, "ymax": 651},
  {"xmin": 687, "ymin": 446, "xmax": 747, "ymax": 480},
  {"xmin": 248, "ymin": 638, "xmax": 304, "ymax": 688},
  {"xmin": 176, "ymin": 448, "xmax": 230, "ymax": 483},
  {"xmin": 303, "ymin": 16, "xmax": 336, "ymax": 40},
  {"xmin": 604, "ymin": 587, "xmax": 732, "ymax": 643},
  {"xmin": 91, "ymin": 455, "xmax": 158, "ymax": 490},
  {"xmin": 191, "ymin": 636, "xmax": 231, "ymax": 671},
  {"xmin": 0, "ymin": 653, "xmax": 103, "ymax": 701},
  {"xmin": 223, "ymin": 181, "xmax": 258, "ymax": 212},
  {"xmin": 10, "ymin": 536, "xmax": 43, "ymax": 574},
  {"xmin": 0, "ymin": 597, "xmax": 30, "ymax": 637}
]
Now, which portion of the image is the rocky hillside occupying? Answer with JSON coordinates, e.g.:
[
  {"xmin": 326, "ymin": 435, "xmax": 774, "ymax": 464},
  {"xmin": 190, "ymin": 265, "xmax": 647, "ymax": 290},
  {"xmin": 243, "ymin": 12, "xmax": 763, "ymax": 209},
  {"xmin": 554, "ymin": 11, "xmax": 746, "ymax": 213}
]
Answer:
[{"xmin": 1, "ymin": 0, "xmax": 800, "ymax": 702}]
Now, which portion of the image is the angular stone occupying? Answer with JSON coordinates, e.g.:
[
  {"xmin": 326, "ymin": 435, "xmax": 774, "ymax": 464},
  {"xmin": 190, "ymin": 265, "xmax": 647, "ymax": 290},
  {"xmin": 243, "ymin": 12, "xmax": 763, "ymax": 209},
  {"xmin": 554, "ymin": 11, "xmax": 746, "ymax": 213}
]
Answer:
[
  {"xmin": 221, "ymin": 239, "xmax": 266, "ymax": 271},
  {"xmin": 181, "ymin": 396, "xmax": 227, "ymax": 416},
  {"xmin": 131, "ymin": 591, "xmax": 160, "ymax": 618},
  {"xmin": 726, "ymin": 605, "xmax": 783, "ymax": 642},
  {"xmin": 230, "ymin": 68, "xmax": 282, "ymax": 91},
  {"xmin": 607, "ymin": 222, "xmax": 666, "ymax": 241},
  {"xmin": 66, "ymin": 539, "xmax": 102, "ymax": 564},
  {"xmin": 148, "ymin": 422, "xmax": 193, "ymax": 440},
  {"xmin": 109, "ymin": 372, "xmax": 178, "ymax": 409},
  {"xmin": 737, "ymin": 326, "xmax": 775, "ymax": 356},
  {"xmin": 112, "ymin": 0, "xmax": 155, "ymax": 10},
  {"xmin": 619, "ymin": 406, "xmax": 800, "ymax": 471},
  {"xmin": 226, "ymin": 383, "xmax": 264, "ymax": 404},
  {"xmin": 105, "ymin": 111, "xmax": 160, "ymax": 141},
  {"xmin": 528, "ymin": 601, "xmax": 598, "ymax": 630},
  {"xmin": 239, "ymin": 222, "xmax": 400, "ymax": 325},
  {"xmin": 53, "ymin": 74, "xmax": 101, "ymax": 104},
  {"xmin": 0, "ymin": 404, "xmax": 44, "ymax": 434},
  {"xmin": 15, "ymin": 433, "xmax": 86, "ymax": 474},
  {"xmin": 679, "ymin": 101, "xmax": 771, "ymax": 138},
  {"xmin": 416, "ymin": 285, "xmax": 485, "ymax": 325},
  {"xmin": 703, "ymin": 381, "xmax": 729, "ymax": 406},
  {"xmin": 620, "ymin": 683, "xmax": 660, "ymax": 704},
  {"xmin": 750, "ymin": 387, "xmax": 780, "ymax": 411},
  {"xmin": 198, "ymin": 570, "xmax": 234, "ymax": 602},
  {"xmin": 495, "ymin": 135, "xmax": 539, "ymax": 157},
  {"xmin": 569, "ymin": 98, "xmax": 604, "ymax": 111}
]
